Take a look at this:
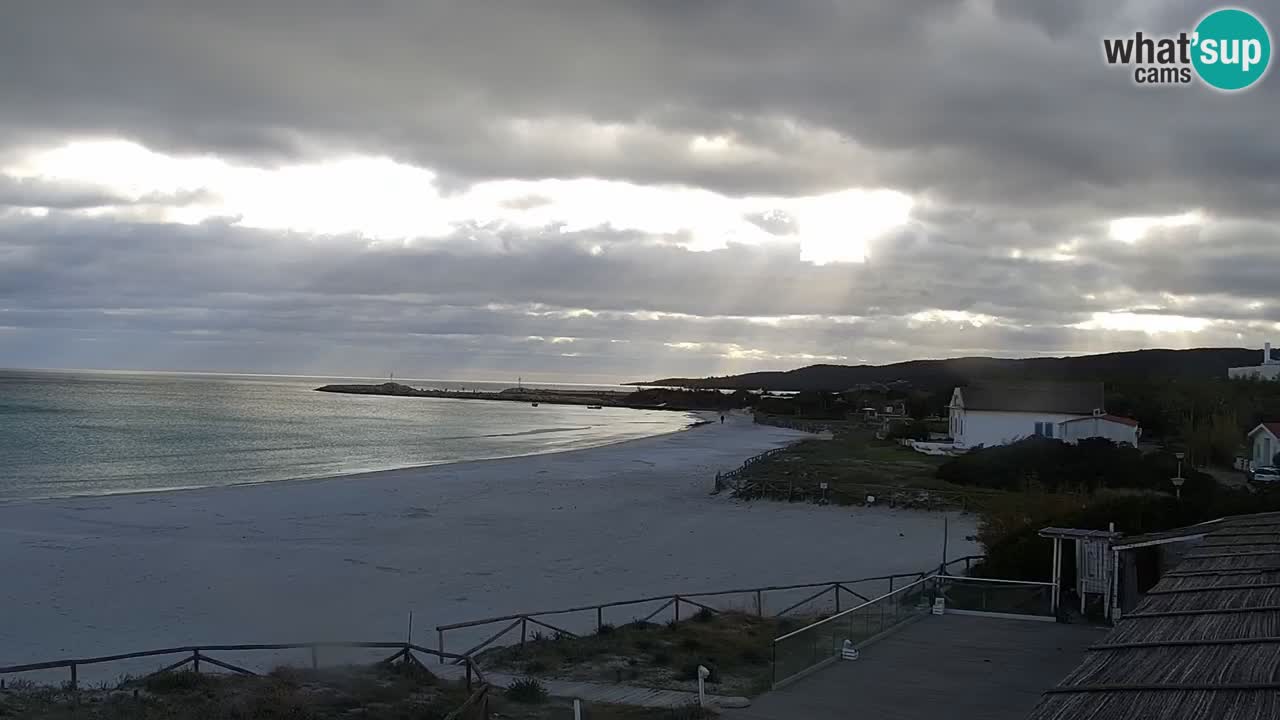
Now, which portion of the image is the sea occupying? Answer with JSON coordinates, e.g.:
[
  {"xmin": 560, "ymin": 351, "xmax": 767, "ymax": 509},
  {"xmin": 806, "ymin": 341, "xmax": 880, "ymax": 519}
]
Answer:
[{"xmin": 0, "ymin": 369, "xmax": 697, "ymax": 502}]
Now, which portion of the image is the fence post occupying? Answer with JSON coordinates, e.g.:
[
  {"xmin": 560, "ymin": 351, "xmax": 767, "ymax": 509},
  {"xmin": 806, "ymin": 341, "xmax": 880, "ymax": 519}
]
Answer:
[
  {"xmin": 674, "ymin": 596, "xmax": 681, "ymax": 623},
  {"xmin": 438, "ymin": 629, "xmax": 445, "ymax": 665},
  {"xmin": 597, "ymin": 606, "xmax": 603, "ymax": 633},
  {"xmin": 756, "ymin": 589, "xmax": 763, "ymax": 616},
  {"xmin": 466, "ymin": 661, "xmax": 473, "ymax": 692},
  {"xmin": 192, "ymin": 650, "xmax": 200, "ymax": 674},
  {"xmin": 834, "ymin": 584, "xmax": 841, "ymax": 613},
  {"xmin": 520, "ymin": 617, "xmax": 528, "ymax": 647},
  {"xmin": 69, "ymin": 663, "xmax": 77, "ymax": 692}
]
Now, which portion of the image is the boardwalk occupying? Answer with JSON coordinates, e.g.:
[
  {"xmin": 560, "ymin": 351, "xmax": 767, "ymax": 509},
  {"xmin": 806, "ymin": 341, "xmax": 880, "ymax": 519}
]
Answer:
[{"xmin": 727, "ymin": 615, "xmax": 1105, "ymax": 720}]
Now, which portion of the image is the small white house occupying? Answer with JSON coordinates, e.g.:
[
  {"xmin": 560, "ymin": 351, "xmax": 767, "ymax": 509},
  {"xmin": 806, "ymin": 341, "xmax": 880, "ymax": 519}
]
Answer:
[
  {"xmin": 947, "ymin": 381, "xmax": 1140, "ymax": 449},
  {"xmin": 1248, "ymin": 423, "xmax": 1280, "ymax": 468},
  {"xmin": 1229, "ymin": 342, "xmax": 1280, "ymax": 381}
]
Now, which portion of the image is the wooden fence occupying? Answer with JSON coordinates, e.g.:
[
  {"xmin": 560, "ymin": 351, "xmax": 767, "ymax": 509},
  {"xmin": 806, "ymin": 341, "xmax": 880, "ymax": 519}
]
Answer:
[
  {"xmin": 0, "ymin": 640, "xmax": 486, "ymax": 708},
  {"xmin": 434, "ymin": 556, "xmax": 984, "ymax": 663},
  {"xmin": 714, "ymin": 445, "xmax": 792, "ymax": 492}
]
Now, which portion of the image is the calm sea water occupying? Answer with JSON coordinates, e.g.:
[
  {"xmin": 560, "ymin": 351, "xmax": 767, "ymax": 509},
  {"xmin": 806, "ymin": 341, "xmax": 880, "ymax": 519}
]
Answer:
[{"xmin": 0, "ymin": 370, "xmax": 696, "ymax": 501}]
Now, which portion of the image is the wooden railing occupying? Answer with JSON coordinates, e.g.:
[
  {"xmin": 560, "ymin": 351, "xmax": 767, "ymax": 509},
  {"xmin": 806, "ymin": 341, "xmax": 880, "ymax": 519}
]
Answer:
[
  {"xmin": 0, "ymin": 640, "xmax": 485, "ymax": 697},
  {"xmin": 714, "ymin": 445, "xmax": 792, "ymax": 492},
  {"xmin": 434, "ymin": 557, "xmax": 985, "ymax": 662}
]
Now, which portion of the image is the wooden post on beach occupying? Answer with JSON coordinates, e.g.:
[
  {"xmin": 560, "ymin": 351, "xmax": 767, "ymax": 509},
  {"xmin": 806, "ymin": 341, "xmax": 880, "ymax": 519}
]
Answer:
[
  {"xmin": 834, "ymin": 584, "xmax": 841, "ymax": 613},
  {"xmin": 520, "ymin": 617, "xmax": 528, "ymax": 648},
  {"xmin": 192, "ymin": 651, "xmax": 200, "ymax": 673},
  {"xmin": 674, "ymin": 596, "xmax": 681, "ymax": 623},
  {"xmin": 69, "ymin": 663, "xmax": 77, "ymax": 692},
  {"xmin": 597, "ymin": 606, "xmax": 603, "ymax": 633},
  {"xmin": 756, "ymin": 590, "xmax": 763, "ymax": 616}
]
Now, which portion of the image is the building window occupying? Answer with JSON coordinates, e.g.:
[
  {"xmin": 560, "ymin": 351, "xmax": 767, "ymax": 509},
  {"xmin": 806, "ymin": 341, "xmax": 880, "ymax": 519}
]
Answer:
[{"xmin": 1035, "ymin": 421, "xmax": 1055, "ymax": 438}]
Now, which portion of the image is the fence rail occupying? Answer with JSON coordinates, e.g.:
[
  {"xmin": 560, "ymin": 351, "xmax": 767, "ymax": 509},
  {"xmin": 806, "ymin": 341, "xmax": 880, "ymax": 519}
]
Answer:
[
  {"xmin": 0, "ymin": 640, "xmax": 486, "ymax": 696},
  {"xmin": 435, "ymin": 556, "xmax": 985, "ymax": 662},
  {"xmin": 714, "ymin": 444, "xmax": 793, "ymax": 493}
]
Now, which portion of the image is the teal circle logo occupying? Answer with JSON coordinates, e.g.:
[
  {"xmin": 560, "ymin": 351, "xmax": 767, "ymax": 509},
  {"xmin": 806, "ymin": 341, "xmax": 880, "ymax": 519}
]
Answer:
[{"xmin": 1192, "ymin": 8, "xmax": 1271, "ymax": 90}]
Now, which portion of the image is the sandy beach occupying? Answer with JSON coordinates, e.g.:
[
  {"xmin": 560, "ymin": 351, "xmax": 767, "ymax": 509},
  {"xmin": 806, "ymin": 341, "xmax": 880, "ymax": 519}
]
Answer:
[{"xmin": 0, "ymin": 413, "xmax": 977, "ymax": 677}]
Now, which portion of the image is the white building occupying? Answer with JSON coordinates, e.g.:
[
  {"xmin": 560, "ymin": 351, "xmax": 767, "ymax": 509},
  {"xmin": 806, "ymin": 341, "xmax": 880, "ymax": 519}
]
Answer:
[
  {"xmin": 947, "ymin": 381, "xmax": 1140, "ymax": 449},
  {"xmin": 1229, "ymin": 342, "xmax": 1280, "ymax": 381},
  {"xmin": 1247, "ymin": 423, "xmax": 1280, "ymax": 468}
]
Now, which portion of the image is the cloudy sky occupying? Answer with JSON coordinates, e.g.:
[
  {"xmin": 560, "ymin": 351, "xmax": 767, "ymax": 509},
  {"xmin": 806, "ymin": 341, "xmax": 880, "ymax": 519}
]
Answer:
[{"xmin": 2, "ymin": 1, "xmax": 1278, "ymax": 383}]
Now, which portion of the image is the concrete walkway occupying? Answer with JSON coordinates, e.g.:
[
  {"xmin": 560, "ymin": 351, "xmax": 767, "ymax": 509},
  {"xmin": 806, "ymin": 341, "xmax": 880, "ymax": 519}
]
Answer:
[
  {"xmin": 432, "ymin": 663, "xmax": 750, "ymax": 709},
  {"xmin": 724, "ymin": 615, "xmax": 1104, "ymax": 720}
]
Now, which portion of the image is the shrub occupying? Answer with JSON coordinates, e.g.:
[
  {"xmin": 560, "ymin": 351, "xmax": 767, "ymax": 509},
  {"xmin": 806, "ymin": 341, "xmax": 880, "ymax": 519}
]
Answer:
[
  {"xmin": 679, "ymin": 637, "xmax": 702, "ymax": 651},
  {"xmin": 650, "ymin": 651, "xmax": 673, "ymax": 666},
  {"xmin": 938, "ymin": 436, "xmax": 1215, "ymax": 497},
  {"xmin": 596, "ymin": 623, "xmax": 615, "ymax": 636},
  {"xmin": 738, "ymin": 647, "xmax": 767, "ymax": 665},
  {"xmin": 143, "ymin": 670, "xmax": 211, "ymax": 694},
  {"xmin": 505, "ymin": 677, "xmax": 549, "ymax": 704},
  {"xmin": 524, "ymin": 660, "xmax": 549, "ymax": 674},
  {"xmin": 693, "ymin": 607, "xmax": 716, "ymax": 623}
]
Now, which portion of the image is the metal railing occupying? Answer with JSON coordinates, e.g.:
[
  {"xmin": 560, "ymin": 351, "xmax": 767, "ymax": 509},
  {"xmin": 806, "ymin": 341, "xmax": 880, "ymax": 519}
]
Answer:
[
  {"xmin": 770, "ymin": 572, "xmax": 1054, "ymax": 687},
  {"xmin": 0, "ymin": 640, "xmax": 485, "ymax": 694},
  {"xmin": 937, "ymin": 576, "xmax": 1055, "ymax": 618},
  {"xmin": 772, "ymin": 575, "xmax": 938, "ymax": 687}
]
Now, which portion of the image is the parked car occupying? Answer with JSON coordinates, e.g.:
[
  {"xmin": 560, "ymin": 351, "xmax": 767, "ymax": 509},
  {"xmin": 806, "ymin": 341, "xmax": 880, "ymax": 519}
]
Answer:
[{"xmin": 1250, "ymin": 466, "xmax": 1280, "ymax": 484}]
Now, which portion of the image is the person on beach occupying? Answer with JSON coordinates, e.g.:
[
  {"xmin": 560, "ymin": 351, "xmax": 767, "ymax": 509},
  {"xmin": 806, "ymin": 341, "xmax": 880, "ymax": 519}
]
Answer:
[{"xmin": 720, "ymin": 414, "xmax": 725, "ymax": 424}]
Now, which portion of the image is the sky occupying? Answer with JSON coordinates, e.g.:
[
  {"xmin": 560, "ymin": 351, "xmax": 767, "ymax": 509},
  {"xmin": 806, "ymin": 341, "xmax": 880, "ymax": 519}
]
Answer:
[{"xmin": 1, "ymin": 1, "xmax": 1279, "ymax": 383}]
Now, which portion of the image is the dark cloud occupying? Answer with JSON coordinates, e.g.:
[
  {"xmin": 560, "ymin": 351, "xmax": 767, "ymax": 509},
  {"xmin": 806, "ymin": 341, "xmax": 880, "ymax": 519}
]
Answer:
[
  {"xmin": 3, "ymin": 1, "xmax": 1277, "ymax": 212},
  {"xmin": 1, "ymin": 211, "xmax": 1276, "ymax": 378},
  {"xmin": 2, "ymin": 1, "xmax": 1278, "ymax": 377}
]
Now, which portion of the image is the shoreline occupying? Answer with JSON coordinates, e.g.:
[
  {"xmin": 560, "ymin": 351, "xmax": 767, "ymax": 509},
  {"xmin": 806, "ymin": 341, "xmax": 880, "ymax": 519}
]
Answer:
[
  {"xmin": 0, "ymin": 410, "xmax": 715, "ymax": 507},
  {"xmin": 0, "ymin": 414, "xmax": 978, "ymax": 672}
]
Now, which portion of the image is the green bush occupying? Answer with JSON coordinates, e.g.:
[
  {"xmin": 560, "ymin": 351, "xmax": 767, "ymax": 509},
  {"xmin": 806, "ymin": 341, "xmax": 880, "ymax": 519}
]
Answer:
[
  {"xmin": 504, "ymin": 677, "xmax": 549, "ymax": 704},
  {"xmin": 142, "ymin": 670, "xmax": 211, "ymax": 694},
  {"xmin": 596, "ymin": 623, "xmax": 615, "ymax": 636},
  {"xmin": 693, "ymin": 607, "xmax": 716, "ymax": 623},
  {"xmin": 937, "ymin": 436, "xmax": 1214, "ymax": 497}
]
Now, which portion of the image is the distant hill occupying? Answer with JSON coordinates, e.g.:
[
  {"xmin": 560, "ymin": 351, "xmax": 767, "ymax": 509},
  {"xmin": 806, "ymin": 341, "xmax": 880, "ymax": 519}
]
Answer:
[{"xmin": 632, "ymin": 348, "xmax": 1269, "ymax": 391}]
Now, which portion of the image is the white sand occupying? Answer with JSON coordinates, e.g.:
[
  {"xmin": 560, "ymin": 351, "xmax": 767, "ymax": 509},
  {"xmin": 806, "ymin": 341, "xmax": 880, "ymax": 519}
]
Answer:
[{"xmin": 0, "ymin": 413, "xmax": 977, "ymax": 674}]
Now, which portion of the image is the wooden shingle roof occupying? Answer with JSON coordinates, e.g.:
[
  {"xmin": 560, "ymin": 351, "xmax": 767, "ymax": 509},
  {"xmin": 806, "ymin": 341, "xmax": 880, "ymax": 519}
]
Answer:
[{"xmin": 1028, "ymin": 512, "xmax": 1280, "ymax": 720}]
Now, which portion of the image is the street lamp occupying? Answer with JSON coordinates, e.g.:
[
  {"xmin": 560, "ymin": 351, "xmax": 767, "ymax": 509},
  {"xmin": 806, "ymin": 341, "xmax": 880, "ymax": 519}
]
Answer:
[{"xmin": 1173, "ymin": 452, "xmax": 1186, "ymax": 500}]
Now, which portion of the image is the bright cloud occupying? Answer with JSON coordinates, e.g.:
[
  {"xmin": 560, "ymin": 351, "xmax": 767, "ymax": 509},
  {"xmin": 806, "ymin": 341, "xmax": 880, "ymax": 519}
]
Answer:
[{"xmin": 4, "ymin": 139, "xmax": 911, "ymax": 263}]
